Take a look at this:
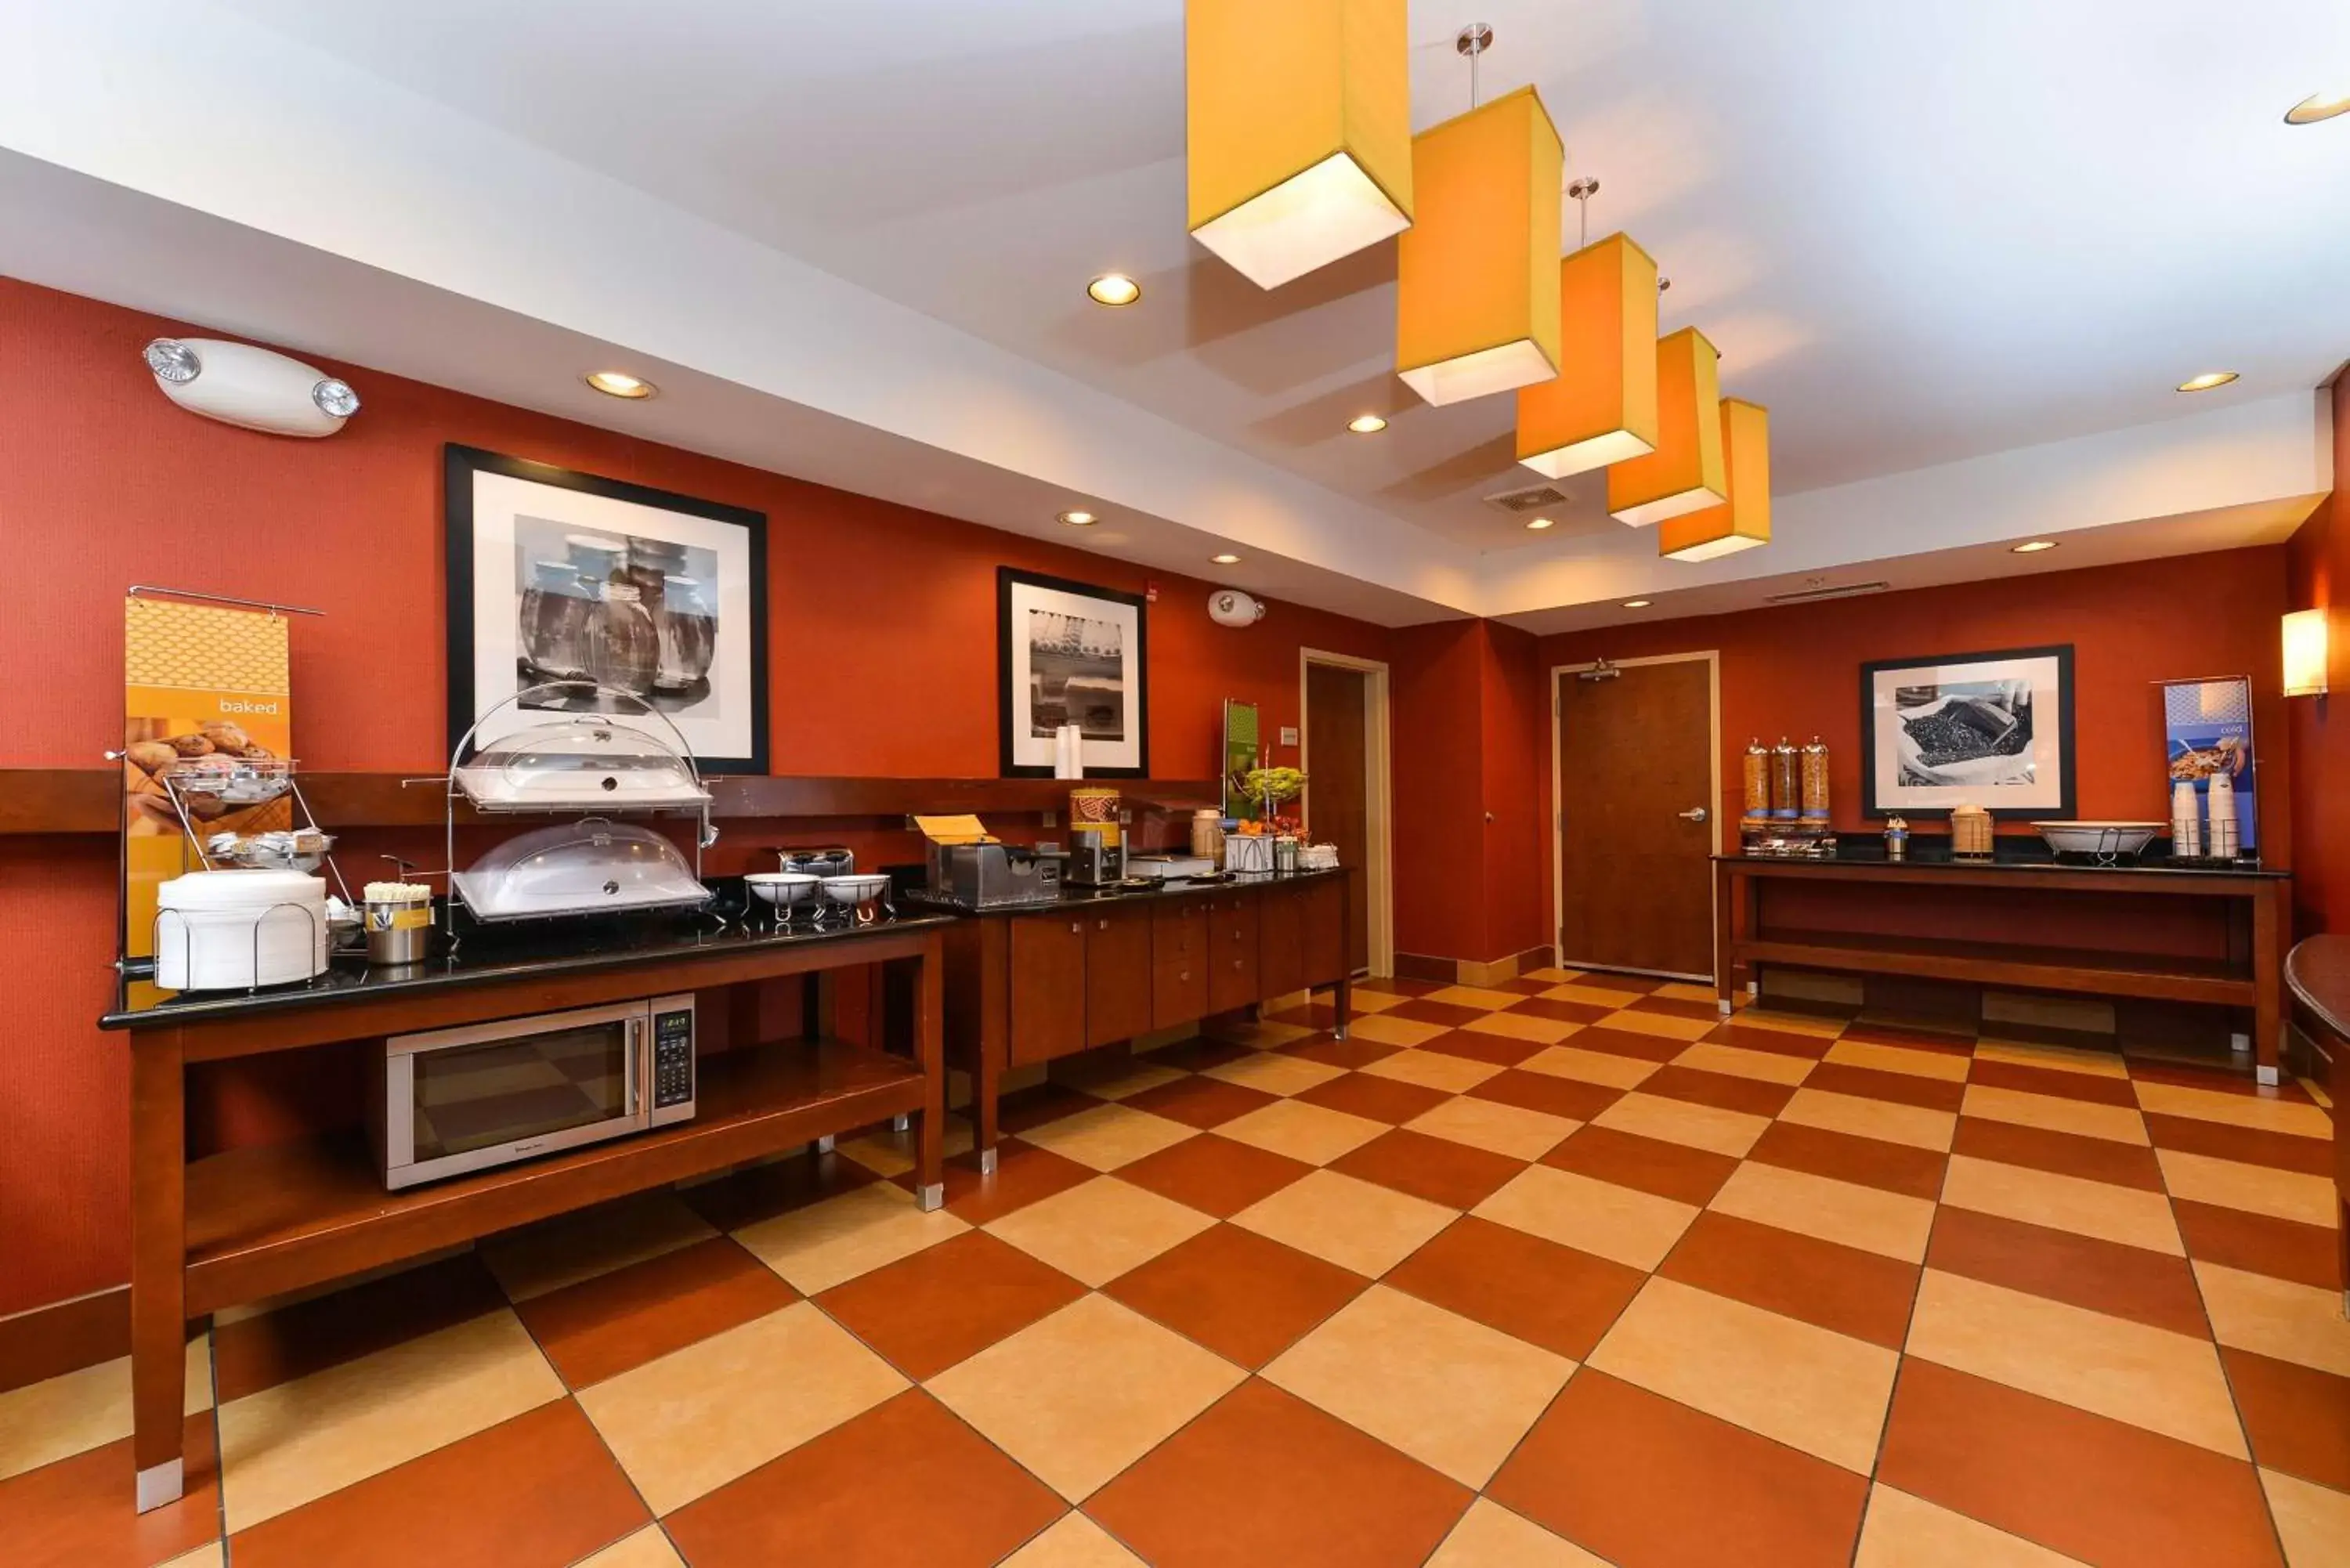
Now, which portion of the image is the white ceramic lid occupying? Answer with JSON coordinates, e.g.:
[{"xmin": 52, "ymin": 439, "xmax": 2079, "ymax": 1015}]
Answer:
[{"xmin": 158, "ymin": 869, "xmax": 327, "ymax": 910}]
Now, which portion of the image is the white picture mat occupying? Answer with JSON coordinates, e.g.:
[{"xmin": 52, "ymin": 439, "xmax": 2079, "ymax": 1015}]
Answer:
[
  {"xmin": 1007, "ymin": 580, "xmax": 1142, "ymax": 772},
  {"xmin": 1869, "ymin": 652, "xmax": 2066, "ymax": 812}
]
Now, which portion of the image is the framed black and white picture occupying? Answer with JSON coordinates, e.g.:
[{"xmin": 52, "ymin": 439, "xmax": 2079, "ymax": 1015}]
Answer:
[
  {"xmin": 997, "ymin": 567, "xmax": 1148, "ymax": 778},
  {"xmin": 1860, "ymin": 644, "xmax": 2073, "ymax": 818},
  {"xmin": 444, "ymin": 445, "xmax": 768, "ymax": 771}
]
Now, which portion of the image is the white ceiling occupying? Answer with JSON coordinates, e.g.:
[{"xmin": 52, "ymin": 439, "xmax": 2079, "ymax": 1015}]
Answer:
[{"xmin": 0, "ymin": 0, "xmax": 2341, "ymax": 627}]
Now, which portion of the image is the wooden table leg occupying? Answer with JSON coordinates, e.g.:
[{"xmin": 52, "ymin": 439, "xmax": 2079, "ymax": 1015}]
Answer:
[
  {"xmin": 130, "ymin": 1032, "xmax": 186, "ymax": 1512},
  {"xmin": 913, "ymin": 934, "xmax": 945, "ymax": 1209},
  {"xmin": 2254, "ymin": 884, "xmax": 2284, "ymax": 1086},
  {"xmin": 1714, "ymin": 863, "xmax": 1737, "ymax": 1016},
  {"xmin": 1332, "ymin": 973, "xmax": 1352, "ymax": 1040}
]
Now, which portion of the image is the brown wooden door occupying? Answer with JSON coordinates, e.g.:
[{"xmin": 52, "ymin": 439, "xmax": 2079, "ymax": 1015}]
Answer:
[
  {"xmin": 1305, "ymin": 662, "xmax": 1372, "ymax": 974},
  {"xmin": 1558, "ymin": 659, "xmax": 1715, "ymax": 977},
  {"xmin": 1151, "ymin": 902, "xmax": 1210, "ymax": 1029},
  {"xmin": 1084, "ymin": 903, "xmax": 1154, "ymax": 1046},
  {"xmin": 1007, "ymin": 915, "xmax": 1086, "ymax": 1067},
  {"xmin": 1259, "ymin": 884, "xmax": 1305, "ymax": 998},
  {"xmin": 1209, "ymin": 893, "xmax": 1260, "ymax": 1012}
]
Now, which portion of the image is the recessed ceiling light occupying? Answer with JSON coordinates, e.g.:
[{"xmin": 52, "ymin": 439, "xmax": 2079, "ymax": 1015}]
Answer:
[
  {"xmin": 2285, "ymin": 92, "xmax": 2350, "ymax": 125},
  {"xmin": 585, "ymin": 370, "xmax": 656, "ymax": 399},
  {"xmin": 1622, "ymin": 598, "xmax": 1652, "ymax": 609},
  {"xmin": 2176, "ymin": 371, "xmax": 2240, "ymax": 393},
  {"xmin": 2012, "ymin": 540, "xmax": 2059, "ymax": 554},
  {"xmin": 1058, "ymin": 510, "xmax": 1098, "ymax": 526},
  {"xmin": 1086, "ymin": 273, "xmax": 1142, "ymax": 306},
  {"xmin": 1210, "ymin": 552, "xmax": 1241, "ymax": 565},
  {"xmin": 1525, "ymin": 516, "xmax": 1556, "ymax": 531},
  {"xmin": 1347, "ymin": 414, "xmax": 1389, "ymax": 434}
]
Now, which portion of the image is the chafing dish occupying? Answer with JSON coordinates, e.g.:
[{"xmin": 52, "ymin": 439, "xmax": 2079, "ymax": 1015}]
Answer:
[{"xmin": 450, "ymin": 818, "xmax": 710, "ymax": 922}]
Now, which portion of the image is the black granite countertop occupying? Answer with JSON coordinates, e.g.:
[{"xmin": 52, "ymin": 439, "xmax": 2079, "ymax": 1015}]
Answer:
[
  {"xmin": 1716, "ymin": 842, "xmax": 2287, "ymax": 880},
  {"xmin": 896, "ymin": 864, "xmax": 1347, "ymax": 915}
]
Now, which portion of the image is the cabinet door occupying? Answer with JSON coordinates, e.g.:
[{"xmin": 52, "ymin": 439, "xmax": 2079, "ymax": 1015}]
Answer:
[
  {"xmin": 1258, "ymin": 885, "xmax": 1305, "ymax": 999},
  {"xmin": 1084, "ymin": 903, "xmax": 1155, "ymax": 1047},
  {"xmin": 1007, "ymin": 915, "xmax": 1087, "ymax": 1068},
  {"xmin": 1151, "ymin": 901, "xmax": 1210, "ymax": 1030},
  {"xmin": 1209, "ymin": 893, "xmax": 1260, "ymax": 1013},
  {"xmin": 1302, "ymin": 876, "xmax": 1348, "ymax": 985}
]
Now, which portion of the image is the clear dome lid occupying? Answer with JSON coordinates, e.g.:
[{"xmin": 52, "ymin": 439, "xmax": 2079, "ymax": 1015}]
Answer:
[
  {"xmin": 451, "ymin": 818, "xmax": 709, "ymax": 922},
  {"xmin": 454, "ymin": 715, "xmax": 707, "ymax": 812}
]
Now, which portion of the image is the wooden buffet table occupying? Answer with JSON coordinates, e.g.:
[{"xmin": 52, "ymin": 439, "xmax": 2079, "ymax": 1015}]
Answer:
[
  {"xmin": 99, "ymin": 913, "xmax": 952, "ymax": 1512},
  {"xmin": 1715, "ymin": 851, "xmax": 2291, "ymax": 1081},
  {"xmin": 942, "ymin": 869, "xmax": 1352, "ymax": 1170},
  {"xmin": 2281, "ymin": 935, "xmax": 2350, "ymax": 1313}
]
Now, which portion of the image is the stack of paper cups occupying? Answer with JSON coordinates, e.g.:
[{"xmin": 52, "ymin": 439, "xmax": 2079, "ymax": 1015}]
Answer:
[
  {"xmin": 2207, "ymin": 771, "xmax": 2239, "ymax": 858},
  {"xmin": 2171, "ymin": 779, "xmax": 2203, "ymax": 858},
  {"xmin": 1052, "ymin": 724, "xmax": 1084, "ymax": 780}
]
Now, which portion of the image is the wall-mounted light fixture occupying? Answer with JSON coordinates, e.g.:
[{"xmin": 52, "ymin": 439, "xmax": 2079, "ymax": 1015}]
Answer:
[
  {"xmin": 2283, "ymin": 607, "xmax": 2329, "ymax": 697},
  {"xmin": 144, "ymin": 338, "xmax": 359, "ymax": 438}
]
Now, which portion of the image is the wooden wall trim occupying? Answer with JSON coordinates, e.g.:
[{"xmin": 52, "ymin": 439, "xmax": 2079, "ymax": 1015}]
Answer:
[{"xmin": 0, "ymin": 1285, "xmax": 128, "ymax": 1394}]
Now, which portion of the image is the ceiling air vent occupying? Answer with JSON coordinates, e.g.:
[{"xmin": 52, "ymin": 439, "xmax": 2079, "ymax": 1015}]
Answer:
[
  {"xmin": 1763, "ymin": 579, "xmax": 1891, "ymax": 605},
  {"xmin": 1483, "ymin": 482, "xmax": 1571, "ymax": 515}
]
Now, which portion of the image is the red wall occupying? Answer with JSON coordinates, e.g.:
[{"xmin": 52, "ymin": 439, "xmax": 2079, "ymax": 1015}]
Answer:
[
  {"xmin": 0, "ymin": 278, "xmax": 1393, "ymax": 1317},
  {"xmin": 2285, "ymin": 372, "xmax": 2350, "ymax": 936}
]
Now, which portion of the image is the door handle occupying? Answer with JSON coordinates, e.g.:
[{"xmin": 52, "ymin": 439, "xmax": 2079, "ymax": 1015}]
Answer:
[{"xmin": 1679, "ymin": 806, "xmax": 1710, "ymax": 823}]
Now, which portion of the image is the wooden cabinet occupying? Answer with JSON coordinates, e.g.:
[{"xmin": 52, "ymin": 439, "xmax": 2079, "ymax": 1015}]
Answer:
[
  {"xmin": 1083, "ymin": 904, "xmax": 1154, "ymax": 1048},
  {"xmin": 1302, "ymin": 875, "xmax": 1347, "ymax": 986},
  {"xmin": 1209, "ymin": 893, "xmax": 1260, "ymax": 1013},
  {"xmin": 1007, "ymin": 915, "xmax": 1086, "ymax": 1067},
  {"xmin": 1260, "ymin": 883, "xmax": 1306, "ymax": 998},
  {"xmin": 1152, "ymin": 902, "xmax": 1209, "ymax": 1030}
]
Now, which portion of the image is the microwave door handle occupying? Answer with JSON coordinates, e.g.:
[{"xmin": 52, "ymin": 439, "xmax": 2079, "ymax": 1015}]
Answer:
[{"xmin": 625, "ymin": 1015, "xmax": 644, "ymax": 1117}]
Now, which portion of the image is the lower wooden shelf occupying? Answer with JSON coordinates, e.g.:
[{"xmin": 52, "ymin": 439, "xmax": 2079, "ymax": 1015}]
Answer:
[
  {"xmin": 1735, "ymin": 929, "xmax": 2253, "ymax": 1006},
  {"xmin": 183, "ymin": 1037, "xmax": 922, "ymax": 1313}
]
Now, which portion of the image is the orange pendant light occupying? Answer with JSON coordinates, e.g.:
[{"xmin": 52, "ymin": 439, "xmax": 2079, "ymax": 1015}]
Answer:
[
  {"xmin": 1187, "ymin": 0, "xmax": 1414, "ymax": 290},
  {"xmin": 1516, "ymin": 229, "xmax": 1660, "ymax": 478},
  {"xmin": 1660, "ymin": 399, "xmax": 1770, "ymax": 561},
  {"xmin": 1395, "ymin": 79, "xmax": 1563, "ymax": 406},
  {"xmin": 1607, "ymin": 327, "xmax": 1724, "ymax": 526}
]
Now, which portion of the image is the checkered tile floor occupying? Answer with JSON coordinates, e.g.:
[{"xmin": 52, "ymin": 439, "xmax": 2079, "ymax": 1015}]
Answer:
[{"xmin": 6, "ymin": 970, "xmax": 2348, "ymax": 1566}]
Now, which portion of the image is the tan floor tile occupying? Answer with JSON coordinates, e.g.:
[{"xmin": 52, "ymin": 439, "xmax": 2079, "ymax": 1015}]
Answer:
[
  {"xmin": 1520, "ymin": 1043, "xmax": 1658, "ymax": 1089},
  {"xmin": 156, "ymin": 1546, "xmax": 226, "ymax": 1568},
  {"xmin": 1235, "ymin": 1168, "xmax": 1458, "ymax": 1277},
  {"xmin": 837, "ymin": 1114, "xmax": 975, "ymax": 1177},
  {"xmin": 1521, "ymin": 967, "xmax": 1585, "ymax": 985},
  {"xmin": 1940, "ymin": 1154, "xmax": 2182, "ymax": 1256},
  {"xmin": 1653, "ymin": 981, "xmax": 1719, "ymax": 1005},
  {"xmin": 1824, "ymin": 1039, "xmax": 1972, "ymax": 1082},
  {"xmin": 1473, "ymin": 1164, "xmax": 1699, "ymax": 1271},
  {"xmin": 1905, "ymin": 1268, "xmax": 2245, "ymax": 1458},
  {"xmin": 1972, "ymin": 1039, "xmax": 2129, "ymax": 1080},
  {"xmin": 1349, "ymin": 1012, "xmax": 1455, "ymax": 1048},
  {"xmin": 2194, "ymin": 1261, "xmax": 2350, "ymax": 1377},
  {"xmin": 1546, "ymin": 983, "xmax": 1652, "ymax": 1008},
  {"xmin": 1201, "ymin": 1051, "xmax": 1347, "ymax": 1097},
  {"xmin": 1854, "ymin": 1483, "xmax": 2086, "ymax": 1566},
  {"xmin": 1347, "ymin": 989, "xmax": 1408, "ymax": 1016},
  {"xmin": 1424, "ymin": 984, "xmax": 1529, "ymax": 1011},
  {"xmin": 1405, "ymin": 1095, "xmax": 1578, "ymax": 1160},
  {"xmin": 1264, "ymin": 1285, "xmax": 1572, "ymax": 1487},
  {"xmin": 1427, "ymin": 1498, "xmax": 1611, "ymax": 1566},
  {"xmin": 218, "ymin": 1309, "xmax": 563, "ymax": 1530},
  {"xmin": 2133, "ymin": 1081, "xmax": 2333, "ymax": 1140},
  {"xmin": 1779, "ymin": 1086, "xmax": 1956, "ymax": 1152},
  {"xmin": 1055, "ymin": 1060, "xmax": 1189, "ymax": 1102},
  {"xmin": 1217, "ymin": 1097, "xmax": 1388, "ymax": 1165},
  {"xmin": 1462, "ymin": 1010, "xmax": 1581, "ymax": 1046},
  {"xmin": 1001, "ymin": 1512, "xmax": 1148, "ymax": 1566},
  {"xmin": 1963, "ymin": 1083, "xmax": 2149, "ymax": 1146},
  {"xmin": 983, "ymin": 1176, "xmax": 1215, "ymax": 1287},
  {"xmin": 1709, "ymin": 1159, "xmax": 1936, "ymax": 1263},
  {"xmin": 1597, "ymin": 1008, "xmax": 1717, "ymax": 1042},
  {"xmin": 1016, "ymin": 1103, "xmax": 1200, "ymax": 1172},
  {"xmin": 1673, "ymin": 1039, "xmax": 1817, "ymax": 1086},
  {"xmin": 2158, "ymin": 1148, "xmax": 2337, "ymax": 1227},
  {"xmin": 0, "ymin": 1335, "xmax": 212, "ymax": 1481},
  {"xmin": 1589, "ymin": 1276, "xmax": 1898, "ymax": 1473},
  {"xmin": 1361, "ymin": 1047, "xmax": 1503, "ymax": 1093},
  {"xmin": 927, "ymin": 1295, "xmax": 1243, "ymax": 1501},
  {"xmin": 2263, "ymin": 1467, "xmax": 2350, "ymax": 1568},
  {"xmin": 735, "ymin": 1181, "xmax": 970, "ymax": 1294},
  {"xmin": 576, "ymin": 1525, "xmax": 688, "ymax": 1567},
  {"xmin": 479, "ymin": 1190, "xmax": 715, "ymax": 1302},
  {"xmin": 1727, "ymin": 1006, "xmax": 1844, "ymax": 1039},
  {"xmin": 1592, "ymin": 1090, "xmax": 1769, "ymax": 1158},
  {"xmin": 1209, "ymin": 1017, "xmax": 1321, "ymax": 1047}
]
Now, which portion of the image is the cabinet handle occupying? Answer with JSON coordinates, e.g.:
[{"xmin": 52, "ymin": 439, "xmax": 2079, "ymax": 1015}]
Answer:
[
  {"xmin": 1179, "ymin": 970, "xmax": 1190, "ymax": 983},
  {"xmin": 1070, "ymin": 922, "xmax": 1081, "ymax": 934},
  {"xmin": 1098, "ymin": 919, "xmax": 1109, "ymax": 930}
]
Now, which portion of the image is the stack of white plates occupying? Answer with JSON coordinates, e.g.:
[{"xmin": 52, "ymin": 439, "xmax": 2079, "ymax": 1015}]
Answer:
[{"xmin": 155, "ymin": 869, "xmax": 328, "ymax": 991}]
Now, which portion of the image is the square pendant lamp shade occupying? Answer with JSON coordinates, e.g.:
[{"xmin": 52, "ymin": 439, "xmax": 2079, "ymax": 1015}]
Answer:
[
  {"xmin": 1660, "ymin": 399, "xmax": 1770, "ymax": 561},
  {"xmin": 1395, "ymin": 86, "xmax": 1564, "ymax": 406},
  {"xmin": 1516, "ymin": 233, "xmax": 1661, "ymax": 478},
  {"xmin": 1607, "ymin": 327, "xmax": 1725, "ymax": 526},
  {"xmin": 1187, "ymin": 0, "xmax": 1415, "ymax": 290}
]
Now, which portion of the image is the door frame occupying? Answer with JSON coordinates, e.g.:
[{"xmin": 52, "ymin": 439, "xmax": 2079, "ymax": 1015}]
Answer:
[
  {"xmin": 1550, "ymin": 650, "xmax": 1723, "ymax": 982},
  {"xmin": 1300, "ymin": 648, "xmax": 1394, "ymax": 978}
]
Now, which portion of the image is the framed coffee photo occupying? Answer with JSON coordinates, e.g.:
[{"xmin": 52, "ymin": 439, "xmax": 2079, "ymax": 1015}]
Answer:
[
  {"xmin": 997, "ymin": 567, "xmax": 1149, "ymax": 778},
  {"xmin": 444, "ymin": 446, "xmax": 769, "ymax": 771},
  {"xmin": 1860, "ymin": 644, "xmax": 2074, "ymax": 818}
]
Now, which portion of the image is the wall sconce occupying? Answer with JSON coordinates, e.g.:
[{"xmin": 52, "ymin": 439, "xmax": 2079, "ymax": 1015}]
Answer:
[{"xmin": 2283, "ymin": 607, "xmax": 2328, "ymax": 697}]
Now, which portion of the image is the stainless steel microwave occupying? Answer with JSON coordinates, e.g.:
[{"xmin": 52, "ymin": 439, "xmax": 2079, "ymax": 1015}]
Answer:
[{"xmin": 376, "ymin": 995, "xmax": 696, "ymax": 1190}]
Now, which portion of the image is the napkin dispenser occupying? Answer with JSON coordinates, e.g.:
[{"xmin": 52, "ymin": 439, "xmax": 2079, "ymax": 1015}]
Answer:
[{"xmin": 916, "ymin": 816, "xmax": 1062, "ymax": 911}]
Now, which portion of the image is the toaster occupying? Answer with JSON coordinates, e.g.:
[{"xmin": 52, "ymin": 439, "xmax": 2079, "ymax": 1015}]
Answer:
[{"xmin": 925, "ymin": 841, "xmax": 1062, "ymax": 911}]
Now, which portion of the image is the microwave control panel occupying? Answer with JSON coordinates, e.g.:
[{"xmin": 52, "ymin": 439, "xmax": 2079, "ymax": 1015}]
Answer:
[{"xmin": 649, "ymin": 994, "xmax": 696, "ymax": 1122}]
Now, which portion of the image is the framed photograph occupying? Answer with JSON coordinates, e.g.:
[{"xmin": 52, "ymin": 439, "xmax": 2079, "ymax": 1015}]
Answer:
[
  {"xmin": 445, "ymin": 446, "xmax": 768, "ymax": 771},
  {"xmin": 1860, "ymin": 644, "xmax": 2073, "ymax": 818},
  {"xmin": 2161, "ymin": 675, "xmax": 2256, "ymax": 851},
  {"xmin": 998, "ymin": 567, "xmax": 1148, "ymax": 778}
]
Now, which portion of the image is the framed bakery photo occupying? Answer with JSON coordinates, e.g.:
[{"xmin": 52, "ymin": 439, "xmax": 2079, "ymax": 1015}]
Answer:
[
  {"xmin": 444, "ymin": 445, "xmax": 769, "ymax": 771},
  {"xmin": 997, "ymin": 566, "xmax": 1149, "ymax": 778},
  {"xmin": 1860, "ymin": 644, "xmax": 2074, "ymax": 818}
]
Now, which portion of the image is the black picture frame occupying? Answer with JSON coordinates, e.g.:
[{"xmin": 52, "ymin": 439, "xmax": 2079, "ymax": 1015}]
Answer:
[
  {"xmin": 443, "ymin": 444, "xmax": 770, "ymax": 773},
  {"xmin": 1859, "ymin": 643, "xmax": 2075, "ymax": 820},
  {"xmin": 997, "ymin": 566, "xmax": 1150, "ymax": 779}
]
